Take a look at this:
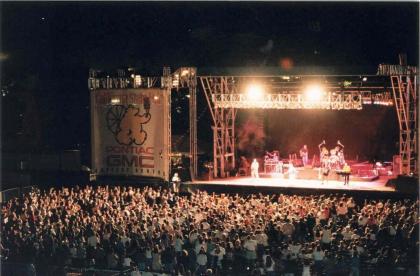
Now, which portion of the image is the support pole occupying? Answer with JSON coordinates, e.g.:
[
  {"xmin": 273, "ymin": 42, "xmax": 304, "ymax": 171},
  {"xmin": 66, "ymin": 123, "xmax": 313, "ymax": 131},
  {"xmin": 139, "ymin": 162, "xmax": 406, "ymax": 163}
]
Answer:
[{"xmin": 189, "ymin": 77, "xmax": 197, "ymax": 180}]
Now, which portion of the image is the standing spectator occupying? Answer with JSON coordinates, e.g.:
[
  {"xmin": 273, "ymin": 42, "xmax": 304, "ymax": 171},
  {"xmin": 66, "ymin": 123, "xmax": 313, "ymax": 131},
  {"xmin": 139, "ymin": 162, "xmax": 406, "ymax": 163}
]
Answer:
[
  {"xmin": 321, "ymin": 227, "xmax": 332, "ymax": 250},
  {"xmin": 313, "ymin": 245, "xmax": 325, "ymax": 272},
  {"xmin": 265, "ymin": 255, "xmax": 276, "ymax": 276},
  {"xmin": 210, "ymin": 244, "xmax": 225, "ymax": 270},
  {"xmin": 196, "ymin": 248, "xmax": 208, "ymax": 275},
  {"xmin": 151, "ymin": 245, "xmax": 162, "ymax": 271},
  {"xmin": 244, "ymin": 235, "xmax": 258, "ymax": 265}
]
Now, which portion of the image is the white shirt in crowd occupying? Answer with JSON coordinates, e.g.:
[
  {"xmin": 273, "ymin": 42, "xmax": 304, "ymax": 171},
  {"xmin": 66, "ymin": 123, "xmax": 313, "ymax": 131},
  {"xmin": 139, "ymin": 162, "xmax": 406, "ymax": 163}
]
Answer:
[
  {"xmin": 195, "ymin": 242, "xmax": 207, "ymax": 254},
  {"xmin": 197, "ymin": 253, "xmax": 207, "ymax": 266},
  {"xmin": 302, "ymin": 265, "xmax": 311, "ymax": 276},
  {"xmin": 87, "ymin": 234, "xmax": 99, "ymax": 248},
  {"xmin": 313, "ymin": 250, "xmax": 325, "ymax": 261},
  {"xmin": 256, "ymin": 232, "xmax": 269, "ymax": 246},
  {"xmin": 189, "ymin": 232, "xmax": 198, "ymax": 244},
  {"xmin": 174, "ymin": 238, "xmax": 184, "ymax": 252},
  {"xmin": 244, "ymin": 239, "xmax": 257, "ymax": 251},
  {"xmin": 321, "ymin": 229, "xmax": 332, "ymax": 244},
  {"xmin": 145, "ymin": 248, "xmax": 152, "ymax": 259},
  {"xmin": 123, "ymin": 257, "xmax": 132, "ymax": 267},
  {"xmin": 389, "ymin": 225, "xmax": 397, "ymax": 236},
  {"xmin": 358, "ymin": 215, "xmax": 368, "ymax": 226},
  {"xmin": 202, "ymin": 221, "xmax": 210, "ymax": 230},
  {"xmin": 210, "ymin": 247, "xmax": 226, "ymax": 265},
  {"xmin": 289, "ymin": 244, "xmax": 302, "ymax": 258},
  {"xmin": 342, "ymin": 228, "xmax": 353, "ymax": 241}
]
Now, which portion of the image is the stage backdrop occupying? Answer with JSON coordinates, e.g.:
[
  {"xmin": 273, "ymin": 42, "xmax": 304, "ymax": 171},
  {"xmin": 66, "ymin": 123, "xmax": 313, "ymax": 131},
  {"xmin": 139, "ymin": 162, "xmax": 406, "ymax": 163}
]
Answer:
[{"xmin": 91, "ymin": 89, "xmax": 170, "ymax": 181}]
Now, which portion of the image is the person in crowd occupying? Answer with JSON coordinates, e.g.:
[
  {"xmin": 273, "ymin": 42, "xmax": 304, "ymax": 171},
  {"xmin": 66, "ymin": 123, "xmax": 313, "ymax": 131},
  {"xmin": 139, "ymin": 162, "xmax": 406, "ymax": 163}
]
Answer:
[
  {"xmin": 196, "ymin": 247, "xmax": 208, "ymax": 274},
  {"xmin": 171, "ymin": 172, "xmax": 181, "ymax": 193}
]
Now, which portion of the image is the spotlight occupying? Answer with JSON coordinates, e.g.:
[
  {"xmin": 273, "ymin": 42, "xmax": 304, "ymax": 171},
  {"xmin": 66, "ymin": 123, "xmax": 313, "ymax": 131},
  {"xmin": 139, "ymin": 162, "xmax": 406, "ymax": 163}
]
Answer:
[
  {"xmin": 111, "ymin": 98, "xmax": 120, "ymax": 104},
  {"xmin": 304, "ymin": 84, "xmax": 325, "ymax": 102},
  {"xmin": 362, "ymin": 77, "xmax": 367, "ymax": 82},
  {"xmin": 134, "ymin": 75, "xmax": 142, "ymax": 87},
  {"xmin": 181, "ymin": 69, "xmax": 189, "ymax": 77},
  {"xmin": 246, "ymin": 84, "xmax": 264, "ymax": 101}
]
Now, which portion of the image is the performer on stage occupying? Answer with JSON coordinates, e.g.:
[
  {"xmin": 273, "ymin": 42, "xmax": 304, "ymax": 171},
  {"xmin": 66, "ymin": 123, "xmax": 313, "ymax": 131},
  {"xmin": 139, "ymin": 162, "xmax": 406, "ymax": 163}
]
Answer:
[
  {"xmin": 318, "ymin": 140, "xmax": 328, "ymax": 160},
  {"xmin": 251, "ymin": 158, "xmax": 259, "ymax": 178},
  {"xmin": 329, "ymin": 148, "xmax": 340, "ymax": 170},
  {"xmin": 300, "ymin": 145, "xmax": 309, "ymax": 166},
  {"xmin": 317, "ymin": 140, "xmax": 328, "ymax": 167},
  {"xmin": 336, "ymin": 140, "xmax": 345, "ymax": 166},
  {"xmin": 288, "ymin": 161, "xmax": 297, "ymax": 179},
  {"xmin": 342, "ymin": 163, "xmax": 351, "ymax": 186},
  {"xmin": 321, "ymin": 160, "xmax": 331, "ymax": 185}
]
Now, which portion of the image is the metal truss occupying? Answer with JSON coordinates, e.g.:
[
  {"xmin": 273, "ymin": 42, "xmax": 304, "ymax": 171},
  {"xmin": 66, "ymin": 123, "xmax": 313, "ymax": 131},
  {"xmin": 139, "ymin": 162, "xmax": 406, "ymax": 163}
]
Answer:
[
  {"xmin": 212, "ymin": 92, "xmax": 363, "ymax": 110},
  {"xmin": 390, "ymin": 74, "xmax": 418, "ymax": 175},
  {"xmin": 212, "ymin": 91, "xmax": 393, "ymax": 109},
  {"xmin": 360, "ymin": 91, "xmax": 393, "ymax": 106},
  {"xmin": 200, "ymin": 76, "xmax": 237, "ymax": 177},
  {"xmin": 162, "ymin": 67, "xmax": 172, "ymax": 179},
  {"xmin": 88, "ymin": 69, "xmax": 162, "ymax": 90},
  {"xmin": 172, "ymin": 67, "xmax": 198, "ymax": 180}
]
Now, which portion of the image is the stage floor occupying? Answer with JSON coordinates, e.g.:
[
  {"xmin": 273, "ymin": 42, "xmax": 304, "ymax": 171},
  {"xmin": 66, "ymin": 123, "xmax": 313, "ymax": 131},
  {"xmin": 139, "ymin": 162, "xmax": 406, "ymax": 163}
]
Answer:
[{"xmin": 186, "ymin": 176, "xmax": 395, "ymax": 192}]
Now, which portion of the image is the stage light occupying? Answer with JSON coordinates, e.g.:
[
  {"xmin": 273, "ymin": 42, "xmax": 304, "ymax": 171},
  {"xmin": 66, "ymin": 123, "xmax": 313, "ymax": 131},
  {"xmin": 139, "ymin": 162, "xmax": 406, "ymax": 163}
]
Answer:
[
  {"xmin": 111, "ymin": 98, "xmax": 120, "ymax": 104},
  {"xmin": 246, "ymin": 84, "xmax": 264, "ymax": 101},
  {"xmin": 134, "ymin": 75, "xmax": 142, "ymax": 87},
  {"xmin": 304, "ymin": 84, "xmax": 325, "ymax": 102},
  {"xmin": 362, "ymin": 77, "xmax": 368, "ymax": 81},
  {"xmin": 181, "ymin": 69, "xmax": 189, "ymax": 76}
]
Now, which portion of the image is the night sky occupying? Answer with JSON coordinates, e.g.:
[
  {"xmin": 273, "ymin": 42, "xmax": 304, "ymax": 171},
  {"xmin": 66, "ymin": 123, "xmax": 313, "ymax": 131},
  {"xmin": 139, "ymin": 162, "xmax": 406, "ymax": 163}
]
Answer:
[{"xmin": 1, "ymin": 2, "xmax": 419, "ymax": 164}]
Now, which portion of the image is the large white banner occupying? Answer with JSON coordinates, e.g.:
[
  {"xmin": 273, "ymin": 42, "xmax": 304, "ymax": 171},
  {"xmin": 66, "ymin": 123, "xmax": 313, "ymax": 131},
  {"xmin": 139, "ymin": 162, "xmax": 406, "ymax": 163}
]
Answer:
[{"xmin": 91, "ymin": 89, "xmax": 170, "ymax": 181}]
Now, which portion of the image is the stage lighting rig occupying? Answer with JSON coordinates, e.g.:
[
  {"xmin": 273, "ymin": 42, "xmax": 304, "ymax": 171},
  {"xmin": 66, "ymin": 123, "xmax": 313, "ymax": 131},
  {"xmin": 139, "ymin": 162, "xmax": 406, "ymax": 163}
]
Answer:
[
  {"xmin": 245, "ymin": 83, "xmax": 265, "ymax": 101},
  {"xmin": 304, "ymin": 84, "xmax": 325, "ymax": 102}
]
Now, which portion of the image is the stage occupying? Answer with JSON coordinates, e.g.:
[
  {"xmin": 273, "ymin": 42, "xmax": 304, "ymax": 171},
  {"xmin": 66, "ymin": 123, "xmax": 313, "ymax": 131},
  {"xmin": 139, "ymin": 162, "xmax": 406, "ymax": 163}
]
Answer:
[
  {"xmin": 183, "ymin": 172, "xmax": 398, "ymax": 197},
  {"xmin": 187, "ymin": 176, "xmax": 393, "ymax": 191}
]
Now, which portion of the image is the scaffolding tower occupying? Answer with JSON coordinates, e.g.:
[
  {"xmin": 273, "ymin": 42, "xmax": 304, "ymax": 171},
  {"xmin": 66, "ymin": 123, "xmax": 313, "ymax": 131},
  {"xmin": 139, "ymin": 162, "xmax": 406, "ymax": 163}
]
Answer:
[
  {"xmin": 378, "ymin": 62, "xmax": 418, "ymax": 175},
  {"xmin": 172, "ymin": 67, "xmax": 198, "ymax": 179}
]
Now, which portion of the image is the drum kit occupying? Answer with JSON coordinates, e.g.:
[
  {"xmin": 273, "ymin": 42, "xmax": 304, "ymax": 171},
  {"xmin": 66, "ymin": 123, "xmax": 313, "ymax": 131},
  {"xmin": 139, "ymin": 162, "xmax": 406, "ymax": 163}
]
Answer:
[
  {"xmin": 264, "ymin": 151, "xmax": 283, "ymax": 173},
  {"xmin": 320, "ymin": 145, "xmax": 345, "ymax": 171}
]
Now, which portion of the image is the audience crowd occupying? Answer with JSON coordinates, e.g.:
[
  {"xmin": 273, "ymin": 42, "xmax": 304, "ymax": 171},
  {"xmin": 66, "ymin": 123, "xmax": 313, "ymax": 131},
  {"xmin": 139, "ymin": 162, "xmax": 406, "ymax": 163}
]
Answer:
[{"xmin": 1, "ymin": 185, "xmax": 419, "ymax": 275}]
